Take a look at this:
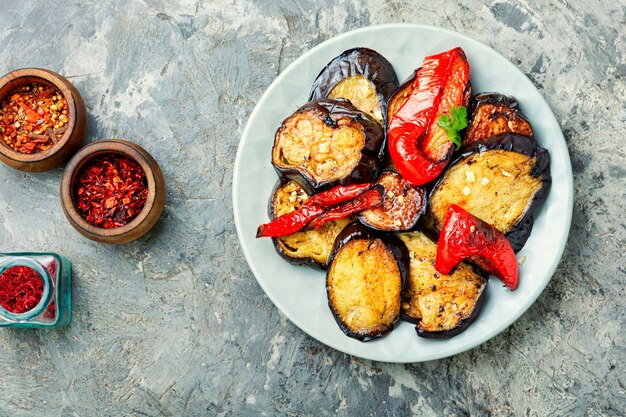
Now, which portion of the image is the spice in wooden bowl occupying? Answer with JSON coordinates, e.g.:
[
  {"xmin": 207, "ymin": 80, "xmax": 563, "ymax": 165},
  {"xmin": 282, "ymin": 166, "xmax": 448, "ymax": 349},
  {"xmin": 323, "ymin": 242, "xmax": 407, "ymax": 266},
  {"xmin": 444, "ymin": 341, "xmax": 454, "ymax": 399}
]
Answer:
[
  {"xmin": 0, "ymin": 68, "xmax": 87, "ymax": 172},
  {"xmin": 0, "ymin": 83, "xmax": 69, "ymax": 154},
  {"xmin": 74, "ymin": 154, "xmax": 149, "ymax": 229},
  {"xmin": 61, "ymin": 139, "xmax": 165, "ymax": 244}
]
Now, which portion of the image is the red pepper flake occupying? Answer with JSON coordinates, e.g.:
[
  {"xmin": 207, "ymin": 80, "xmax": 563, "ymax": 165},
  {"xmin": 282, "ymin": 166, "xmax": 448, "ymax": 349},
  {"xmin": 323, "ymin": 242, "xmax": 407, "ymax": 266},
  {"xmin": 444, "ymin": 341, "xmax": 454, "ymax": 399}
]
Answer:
[
  {"xmin": 74, "ymin": 154, "xmax": 149, "ymax": 229},
  {"xmin": 0, "ymin": 83, "xmax": 68, "ymax": 154},
  {"xmin": 0, "ymin": 266, "xmax": 44, "ymax": 314}
]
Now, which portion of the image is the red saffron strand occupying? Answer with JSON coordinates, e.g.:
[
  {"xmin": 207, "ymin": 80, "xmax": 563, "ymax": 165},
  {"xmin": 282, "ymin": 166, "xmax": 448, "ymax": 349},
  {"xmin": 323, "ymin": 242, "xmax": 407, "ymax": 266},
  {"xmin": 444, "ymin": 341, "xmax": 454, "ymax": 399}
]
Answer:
[{"xmin": 0, "ymin": 266, "xmax": 44, "ymax": 314}]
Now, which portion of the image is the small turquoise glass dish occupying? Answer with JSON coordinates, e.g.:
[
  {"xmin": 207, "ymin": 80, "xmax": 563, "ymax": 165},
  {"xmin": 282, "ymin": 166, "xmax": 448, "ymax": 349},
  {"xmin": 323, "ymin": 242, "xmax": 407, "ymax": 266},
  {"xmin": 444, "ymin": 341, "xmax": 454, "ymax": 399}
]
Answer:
[{"xmin": 0, "ymin": 253, "xmax": 71, "ymax": 328}]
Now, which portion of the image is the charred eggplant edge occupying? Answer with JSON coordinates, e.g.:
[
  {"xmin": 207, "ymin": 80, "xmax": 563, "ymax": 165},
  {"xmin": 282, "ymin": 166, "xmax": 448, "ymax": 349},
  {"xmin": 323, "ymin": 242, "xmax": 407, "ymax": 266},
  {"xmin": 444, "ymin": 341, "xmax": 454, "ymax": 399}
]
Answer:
[
  {"xmin": 430, "ymin": 133, "xmax": 551, "ymax": 251},
  {"xmin": 309, "ymin": 47, "xmax": 399, "ymax": 131},
  {"xmin": 272, "ymin": 98, "xmax": 385, "ymax": 195},
  {"xmin": 467, "ymin": 92, "xmax": 531, "ymax": 129},
  {"xmin": 464, "ymin": 92, "xmax": 533, "ymax": 147},
  {"xmin": 416, "ymin": 286, "xmax": 487, "ymax": 339},
  {"xmin": 397, "ymin": 232, "xmax": 488, "ymax": 338},
  {"xmin": 357, "ymin": 170, "xmax": 427, "ymax": 232},
  {"xmin": 326, "ymin": 221, "xmax": 409, "ymax": 341}
]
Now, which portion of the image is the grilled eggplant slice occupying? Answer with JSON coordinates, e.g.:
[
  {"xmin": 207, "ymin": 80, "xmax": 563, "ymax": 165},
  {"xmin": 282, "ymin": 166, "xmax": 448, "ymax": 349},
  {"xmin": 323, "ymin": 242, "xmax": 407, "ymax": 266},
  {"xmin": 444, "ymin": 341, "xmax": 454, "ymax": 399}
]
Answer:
[
  {"xmin": 428, "ymin": 133, "xmax": 551, "ymax": 251},
  {"xmin": 269, "ymin": 180, "xmax": 351, "ymax": 269},
  {"xmin": 310, "ymin": 48, "xmax": 399, "ymax": 125},
  {"xmin": 398, "ymin": 232, "xmax": 487, "ymax": 338},
  {"xmin": 464, "ymin": 93, "xmax": 533, "ymax": 147},
  {"xmin": 327, "ymin": 222, "xmax": 408, "ymax": 341},
  {"xmin": 272, "ymin": 99, "xmax": 385, "ymax": 194},
  {"xmin": 358, "ymin": 171, "xmax": 426, "ymax": 231}
]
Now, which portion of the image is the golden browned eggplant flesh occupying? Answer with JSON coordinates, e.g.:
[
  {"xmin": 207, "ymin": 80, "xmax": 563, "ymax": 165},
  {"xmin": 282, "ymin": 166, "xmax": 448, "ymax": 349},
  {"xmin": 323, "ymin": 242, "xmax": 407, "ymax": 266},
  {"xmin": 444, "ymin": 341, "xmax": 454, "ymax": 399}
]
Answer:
[
  {"xmin": 398, "ymin": 232, "xmax": 487, "ymax": 337},
  {"xmin": 271, "ymin": 99, "xmax": 384, "ymax": 193},
  {"xmin": 428, "ymin": 133, "xmax": 550, "ymax": 251},
  {"xmin": 269, "ymin": 180, "xmax": 351, "ymax": 269},
  {"xmin": 465, "ymin": 93, "xmax": 533, "ymax": 146},
  {"xmin": 358, "ymin": 171, "xmax": 426, "ymax": 231},
  {"xmin": 310, "ymin": 48, "xmax": 399, "ymax": 125},
  {"xmin": 326, "ymin": 222, "xmax": 408, "ymax": 341}
]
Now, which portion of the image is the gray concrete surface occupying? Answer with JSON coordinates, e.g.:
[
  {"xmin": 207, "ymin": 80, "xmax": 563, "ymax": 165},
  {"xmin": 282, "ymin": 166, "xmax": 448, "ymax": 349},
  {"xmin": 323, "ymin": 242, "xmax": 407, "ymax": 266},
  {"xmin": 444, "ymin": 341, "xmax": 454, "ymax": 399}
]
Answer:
[{"xmin": 0, "ymin": 1, "xmax": 624, "ymax": 416}]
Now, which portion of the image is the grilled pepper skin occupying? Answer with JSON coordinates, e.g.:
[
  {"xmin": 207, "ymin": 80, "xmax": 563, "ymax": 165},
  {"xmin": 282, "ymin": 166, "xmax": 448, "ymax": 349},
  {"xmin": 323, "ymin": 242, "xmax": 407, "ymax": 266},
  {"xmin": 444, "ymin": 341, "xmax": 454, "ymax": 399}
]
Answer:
[
  {"xmin": 309, "ymin": 185, "xmax": 384, "ymax": 229},
  {"xmin": 257, "ymin": 183, "xmax": 379, "ymax": 238},
  {"xmin": 388, "ymin": 47, "xmax": 470, "ymax": 186},
  {"xmin": 435, "ymin": 204, "xmax": 519, "ymax": 290}
]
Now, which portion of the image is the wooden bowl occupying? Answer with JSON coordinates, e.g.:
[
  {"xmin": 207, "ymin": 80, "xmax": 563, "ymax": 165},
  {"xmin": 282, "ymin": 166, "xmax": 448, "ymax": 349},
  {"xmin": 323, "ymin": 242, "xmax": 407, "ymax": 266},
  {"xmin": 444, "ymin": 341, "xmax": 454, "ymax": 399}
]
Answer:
[
  {"xmin": 0, "ymin": 68, "xmax": 87, "ymax": 172},
  {"xmin": 60, "ymin": 139, "xmax": 166, "ymax": 244}
]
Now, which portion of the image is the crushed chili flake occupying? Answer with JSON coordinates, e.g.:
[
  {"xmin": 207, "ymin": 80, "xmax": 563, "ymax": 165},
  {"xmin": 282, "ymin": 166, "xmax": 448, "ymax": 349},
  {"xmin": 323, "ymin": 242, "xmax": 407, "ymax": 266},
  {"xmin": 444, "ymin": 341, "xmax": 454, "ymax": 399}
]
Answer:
[
  {"xmin": 0, "ymin": 83, "xmax": 68, "ymax": 154},
  {"xmin": 74, "ymin": 154, "xmax": 149, "ymax": 228},
  {"xmin": 0, "ymin": 266, "xmax": 44, "ymax": 314}
]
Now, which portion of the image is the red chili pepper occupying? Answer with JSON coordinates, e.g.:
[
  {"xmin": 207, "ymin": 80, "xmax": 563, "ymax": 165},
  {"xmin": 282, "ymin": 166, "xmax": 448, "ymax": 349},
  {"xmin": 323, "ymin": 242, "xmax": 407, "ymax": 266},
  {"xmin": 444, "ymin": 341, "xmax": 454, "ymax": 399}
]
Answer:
[
  {"xmin": 256, "ymin": 204, "xmax": 325, "ymax": 238},
  {"xmin": 256, "ymin": 184, "xmax": 379, "ymax": 238},
  {"xmin": 307, "ymin": 183, "xmax": 373, "ymax": 206},
  {"xmin": 388, "ymin": 47, "xmax": 470, "ymax": 185},
  {"xmin": 309, "ymin": 186, "xmax": 384, "ymax": 229},
  {"xmin": 435, "ymin": 204, "xmax": 519, "ymax": 290}
]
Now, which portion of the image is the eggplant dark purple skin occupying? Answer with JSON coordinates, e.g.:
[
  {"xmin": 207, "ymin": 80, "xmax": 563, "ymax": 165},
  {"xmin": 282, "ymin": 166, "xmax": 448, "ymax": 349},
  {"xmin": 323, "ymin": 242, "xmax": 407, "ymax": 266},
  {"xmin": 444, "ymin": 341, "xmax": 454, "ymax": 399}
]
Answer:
[
  {"xmin": 327, "ymin": 221, "xmax": 409, "ymax": 342},
  {"xmin": 416, "ymin": 289, "xmax": 487, "ymax": 339},
  {"xmin": 272, "ymin": 98, "xmax": 385, "ymax": 195},
  {"xmin": 430, "ymin": 133, "xmax": 551, "ymax": 252},
  {"xmin": 309, "ymin": 48, "xmax": 399, "ymax": 129},
  {"xmin": 468, "ymin": 92, "xmax": 523, "ymax": 116}
]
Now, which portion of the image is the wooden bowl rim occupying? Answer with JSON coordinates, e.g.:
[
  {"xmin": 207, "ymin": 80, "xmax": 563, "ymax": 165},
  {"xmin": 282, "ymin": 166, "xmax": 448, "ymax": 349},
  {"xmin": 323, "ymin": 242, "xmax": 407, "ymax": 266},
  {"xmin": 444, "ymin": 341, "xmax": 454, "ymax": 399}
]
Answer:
[
  {"xmin": 61, "ymin": 139, "xmax": 163, "ymax": 239},
  {"xmin": 0, "ymin": 68, "xmax": 79, "ymax": 163}
]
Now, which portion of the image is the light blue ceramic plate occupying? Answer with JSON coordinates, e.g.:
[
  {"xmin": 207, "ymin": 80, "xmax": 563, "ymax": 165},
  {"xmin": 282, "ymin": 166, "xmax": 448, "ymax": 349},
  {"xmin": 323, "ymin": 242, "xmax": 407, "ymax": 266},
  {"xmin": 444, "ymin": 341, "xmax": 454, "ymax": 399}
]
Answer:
[{"xmin": 233, "ymin": 24, "xmax": 573, "ymax": 362}]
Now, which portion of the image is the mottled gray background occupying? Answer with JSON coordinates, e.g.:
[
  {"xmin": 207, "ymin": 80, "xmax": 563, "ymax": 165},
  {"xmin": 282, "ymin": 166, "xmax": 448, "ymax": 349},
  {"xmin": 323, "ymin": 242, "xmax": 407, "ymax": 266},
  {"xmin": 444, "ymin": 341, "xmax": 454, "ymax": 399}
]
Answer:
[{"xmin": 0, "ymin": 1, "xmax": 624, "ymax": 416}]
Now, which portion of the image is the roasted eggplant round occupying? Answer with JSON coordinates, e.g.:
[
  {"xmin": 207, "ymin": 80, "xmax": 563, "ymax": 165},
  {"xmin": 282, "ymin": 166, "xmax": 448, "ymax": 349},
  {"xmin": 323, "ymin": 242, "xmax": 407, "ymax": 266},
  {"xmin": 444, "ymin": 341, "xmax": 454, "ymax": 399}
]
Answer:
[
  {"xmin": 326, "ymin": 221, "xmax": 408, "ymax": 341},
  {"xmin": 358, "ymin": 171, "xmax": 426, "ymax": 231},
  {"xmin": 428, "ymin": 133, "xmax": 551, "ymax": 251},
  {"xmin": 464, "ymin": 93, "xmax": 533, "ymax": 147},
  {"xmin": 397, "ymin": 232, "xmax": 487, "ymax": 338},
  {"xmin": 309, "ymin": 48, "xmax": 399, "ymax": 126},
  {"xmin": 268, "ymin": 179, "xmax": 351, "ymax": 270},
  {"xmin": 271, "ymin": 99, "xmax": 385, "ymax": 194}
]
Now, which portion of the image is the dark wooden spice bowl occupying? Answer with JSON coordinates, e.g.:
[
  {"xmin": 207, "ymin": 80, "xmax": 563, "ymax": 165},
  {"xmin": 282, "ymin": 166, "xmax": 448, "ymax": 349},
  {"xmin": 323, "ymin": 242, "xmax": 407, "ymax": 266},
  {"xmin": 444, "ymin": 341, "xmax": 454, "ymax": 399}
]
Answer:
[
  {"xmin": 0, "ymin": 68, "xmax": 87, "ymax": 172},
  {"xmin": 60, "ymin": 139, "xmax": 166, "ymax": 244}
]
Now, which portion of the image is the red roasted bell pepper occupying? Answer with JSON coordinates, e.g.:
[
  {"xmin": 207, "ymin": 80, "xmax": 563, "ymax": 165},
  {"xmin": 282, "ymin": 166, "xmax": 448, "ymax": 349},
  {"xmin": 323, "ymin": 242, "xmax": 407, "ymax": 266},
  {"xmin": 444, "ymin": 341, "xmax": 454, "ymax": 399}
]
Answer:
[
  {"xmin": 388, "ymin": 47, "xmax": 470, "ymax": 186},
  {"xmin": 309, "ymin": 186, "xmax": 384, "ymax": 229},
  {"xmin": 435, "ymin": 204, "xmax": 519, "ymax": 290},
  {"xmin": 256, "ymin": 183, "xmax": 378, "ymax": 238}
]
